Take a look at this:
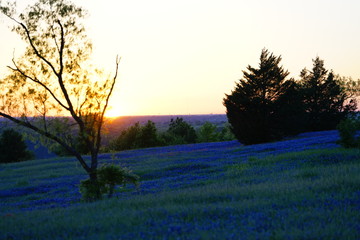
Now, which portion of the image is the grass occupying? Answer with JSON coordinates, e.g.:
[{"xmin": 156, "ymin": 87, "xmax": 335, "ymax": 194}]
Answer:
[{"xmin": 0, "ymin": 130, "xmax": 359, "ymax": 239}]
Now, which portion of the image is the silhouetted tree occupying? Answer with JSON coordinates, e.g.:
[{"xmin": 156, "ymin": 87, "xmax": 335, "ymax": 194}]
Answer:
[
  {"xmin": 0, "ymin": 0, "xmax": 119, "ymax": 199},
  {"xmin": 223, "ymin": 49, "xmax": 300, "ymax": 145},
  {"xmin": 0, "ymin": 129, "xmax": 34, "ymax": 163},
  {"xmin": 299, "ymin": 57, "xmax": 357, "ymax": 131},
  {"xmin": 138, "ymin": 120, "xmax": 160, "ymax": 148},
  {"xmin": 162, "ymin": 117, "xmax": 197, "ymax": 144}
]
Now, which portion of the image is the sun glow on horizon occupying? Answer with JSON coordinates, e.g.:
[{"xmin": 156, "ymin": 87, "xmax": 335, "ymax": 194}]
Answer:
[{"xmin": 104, "ymin": 105, "xmax": 129, "ymax": 118}]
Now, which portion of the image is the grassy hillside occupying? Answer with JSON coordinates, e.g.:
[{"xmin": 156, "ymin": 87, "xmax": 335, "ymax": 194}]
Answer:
[{"xmin": 1, "ymin": 130, "xmax": 359, "ymax": 239}]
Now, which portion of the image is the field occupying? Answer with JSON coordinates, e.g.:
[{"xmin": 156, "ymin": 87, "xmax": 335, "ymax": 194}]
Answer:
[{"xmin": 1, "ymin": 130, "xmax": 360, "ymax": 239}]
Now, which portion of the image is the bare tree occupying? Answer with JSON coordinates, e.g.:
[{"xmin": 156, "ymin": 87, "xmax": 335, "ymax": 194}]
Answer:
[{"xmin": 0, "ymin": 0, "xmax": 119, "ymax": 198}]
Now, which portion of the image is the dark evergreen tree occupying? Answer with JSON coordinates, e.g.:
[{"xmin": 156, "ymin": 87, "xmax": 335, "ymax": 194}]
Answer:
[
  {"xmin": 299, "ymin": 57, "xmax": 357, "ymax": 131},
  {"xmin": 0, "ymin": 129, "xmax": 34, "ymax": 163},
  {"xmin": 223, "ymin": 49, "xmax": 301, "ymax": 145}
]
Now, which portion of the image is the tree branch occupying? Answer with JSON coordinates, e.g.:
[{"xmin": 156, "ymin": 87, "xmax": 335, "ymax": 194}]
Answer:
[
  {"xmin": 8, "ymin": 60, "xmax": 70, "ymax": 111},
  {"xmin": 19, "ymin": 22, "xmax": 59, "ymax": 77},
  {"xmin": 95, "ymin": 56, "xmax": 120, "ymax": 155},
  {"xmin": 0, "ymin": 112, "xmax": 91, "ymax": 172}
]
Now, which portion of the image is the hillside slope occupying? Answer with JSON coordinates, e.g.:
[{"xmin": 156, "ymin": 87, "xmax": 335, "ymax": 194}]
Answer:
[{"xmin": 1, "ymin": 130, "xmax": 359, "ymax": 239}]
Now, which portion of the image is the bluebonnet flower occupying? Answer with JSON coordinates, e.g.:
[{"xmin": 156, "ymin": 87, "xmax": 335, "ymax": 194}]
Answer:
[{"xmin": 0, "ymin": 130, "xmax": 343, "ymax": 213}]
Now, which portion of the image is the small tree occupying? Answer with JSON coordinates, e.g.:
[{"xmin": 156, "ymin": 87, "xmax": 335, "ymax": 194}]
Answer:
[
  {"xmin": 109, "ymin": 123, "xmax": 142, "ymax": 151},
  {"xmin": 0, "ymin": 129, "xmax": 34, "ymax": 163},
  {"xmin": 0, "ymin": 0, "xmax": 119, "ymax": 199},
  {"xmin": 197, "ymin": 122, "xmax": 219, "ymax": 143},
  {"xmin": 218, "ymin": 124, "xmax": 236, "ymax": 141},
  {"xmin": 299, "ymin": 57, "xmax": 357, "ymax": 131},
  {"xmin": 137, "ymin": 120, "xmax": 160, "ymax": 148},
  {"xmin": 109, "ymin": 121, "xmax": 160, "ymax": 151},
  {"xmin": 223, "ymin": 49, "xmax": 300, "ymax": 145},
  {"xmin": 80, "ymin": 164, "xmax": 139, "ymax": 200},
  {"xmin": 162, "ymin": 117, "xmax": 197, "ymax": 145},
  {"xmin": 337, "ymin": 116, "xmax": 360, "ymax": 148}
]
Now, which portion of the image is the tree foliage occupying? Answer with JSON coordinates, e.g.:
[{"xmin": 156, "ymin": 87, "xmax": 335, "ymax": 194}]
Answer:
[
  {"xmin": 224, "ymin": 50, "xmax": 359, "ymax": 145},
  {"xmin": 197, "ymin": 121, "xmax": 219, "ymax": 143},
  {"xmin": 162, "ymin": 117, "xmax": 197, "ymax": 145},
  {"xmin": 108, "ymin": 118, "xmax": 233, "ymax": 151},
  {"xmin": 0, "ymin": 128, "xmax": 34, "ymax": 163},
  {"xmin": 337, "ymin": 116, "xmax": 360, "ymax": 149},
  {"xmin": 223, "ymin": 49, "xmax": 299, "ymax": 145},
  {"xmin": 0, "ymin": 0, "xmax": 119, "ymax": 198},
  {"xmin": 137, "ymin": 120, "xmax": 160, "ymax": 148},
  {"xmin": 80, "ymin": 164, "xmax": 139, "ymax": 201},
  {"xmin": 299, "ymin": 57, "xmax": 357, "ymax": 131},
  {"xmin": 109, "ymin": 121, "xmax": 160, "ymax": 151}
]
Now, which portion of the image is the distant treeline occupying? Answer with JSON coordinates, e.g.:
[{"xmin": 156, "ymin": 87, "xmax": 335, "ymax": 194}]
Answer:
[{"xmin": 104, "ymin": 117, "xmax": 235, "ymax": 152}]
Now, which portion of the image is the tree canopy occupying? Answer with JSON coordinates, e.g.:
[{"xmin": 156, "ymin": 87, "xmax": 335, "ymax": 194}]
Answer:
[
  {"xmin": 224, "ymin": 50, "xmax": 359, "ymax": 145},
  {"xmin": 299, "ymin": 57, "xmax": 357, "ymax": 131},
  {"xmin": 223, "ymin": 49, "xmax": 298, "ymax": 144},
  {"xmin": 0, "ymin": 0, "xmax": 119, "ymax": 199},
  {"xmin": 0, "ymin": 129, "xmax": 34, "ymax": 163}
]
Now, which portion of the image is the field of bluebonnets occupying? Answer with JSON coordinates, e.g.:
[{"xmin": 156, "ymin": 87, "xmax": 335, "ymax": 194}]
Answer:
[{"xmin": 0, "ymin": 130, "xmax": 360, "ymax": 239}]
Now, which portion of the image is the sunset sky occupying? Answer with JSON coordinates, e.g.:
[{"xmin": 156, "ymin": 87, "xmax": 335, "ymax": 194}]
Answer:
[{"xmin": 1, "ymin": 0, "xmax": 360, "ymax": 117}]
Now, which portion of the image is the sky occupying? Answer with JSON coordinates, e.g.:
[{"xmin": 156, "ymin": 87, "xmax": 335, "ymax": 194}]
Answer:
[{"xmin": 1, "ymin": 0, "xmax": 360, "ymax": 117}]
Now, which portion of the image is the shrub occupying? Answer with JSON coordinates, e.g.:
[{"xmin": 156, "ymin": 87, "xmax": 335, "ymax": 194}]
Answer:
[
  {"xmin": 0, "ymin": 129, "xmax": 34, "ymax": 163},
  {"xmin": 79, "ymin": 178, "xmax": 103, "ymax": 202},
  {"xmin": 108, "ymin": 122, "xmax": 142, "ymax": 151},
  {"xmin": 137, "ymin": 120, "xmax": 161, "ymax": 148},
  {"xmin": 161, "ymin": 117, "xmax": 197, "ymax": 145},
  {"xmin": 337, "ymin": 116, "xmax": 360, "ymax": 148},
  {"xmin": 218, "ymin": 124, "xmax": 236, "ymax": 141},
  {"xmin": 97, "ymin": 164, "xmax": 140, "ymax": 198},
  {"xmin": 109, "ymin": 121, "xmax": 161, "ymax": 151},
  {"xmin": 80, "ymin": 164, "xmax": 139, "ymax": 201},
  {"xmin": 197, "ymin": 122, "xmax": 219, "ymax": 142}
]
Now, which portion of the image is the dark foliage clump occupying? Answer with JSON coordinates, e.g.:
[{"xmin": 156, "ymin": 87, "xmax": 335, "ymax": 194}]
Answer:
[
  {"xmin": 223, "ymin": 49, "xmax": 302, "ymax": 145},
  {"xmin": 50, "ymin": 134, "xmax": 89, "ymax": 157},
  {"xmin": 161, "ymin": 117, "xmax": 197, "ymax": 145},
  {"xmin": 0, "ymin": 129, "xmax": 34, "ymax": 163},
  {"xmin": 80, "ymin": 164, "xmax": 139, "ymax": 201},
  {"xmin": 337, "ymin": 116, "xmax": 360, "ymax": 148},
  {"xmin": 299, "ymin": 57, "xmax": 357, "ymax": 131},
  {"xmin": 197, "ymin": 121, "xmax": 219, "ymax": 142},
  {"xmin": 109, "ymin": 121, "xmax": 161, "ymax": 151},
  {"xmin": 224, "ymin": 49, "xmax": 358, "ymax": 145}
]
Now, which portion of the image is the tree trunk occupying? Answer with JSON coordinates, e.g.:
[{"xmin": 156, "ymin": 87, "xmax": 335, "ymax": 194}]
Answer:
[
  {"xmin": 89, "ymin": 170, "xmax": 101, "ymax": 200},
  {"xmin": 108, "ymin": 185, "xmax": 115, "ymax": 198}
]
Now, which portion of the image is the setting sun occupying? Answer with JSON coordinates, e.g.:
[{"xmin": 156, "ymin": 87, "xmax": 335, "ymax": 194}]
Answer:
[{"xmin": 105, "ymin": 106, "xmax": 126, "ymax": 118}]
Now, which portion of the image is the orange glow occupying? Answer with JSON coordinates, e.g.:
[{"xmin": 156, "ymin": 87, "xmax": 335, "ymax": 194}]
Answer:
[{"xmin": 104, "ymin": 106, "xmax": 127, "ymax": 118}]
